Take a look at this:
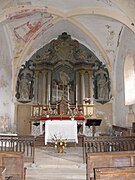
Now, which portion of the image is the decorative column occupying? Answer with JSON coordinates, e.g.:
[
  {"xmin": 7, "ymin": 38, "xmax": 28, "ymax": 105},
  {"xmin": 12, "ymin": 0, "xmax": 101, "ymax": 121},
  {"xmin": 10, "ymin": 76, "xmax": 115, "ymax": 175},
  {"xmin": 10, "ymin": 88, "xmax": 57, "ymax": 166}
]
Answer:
[
  {"xmin": 76, "ymin": 71, "xmax": 79, "ymax": 107},
  {"xmin": 47, "ymin": 71, "xmax": 51, "ymax": 105},
  {"xmin": 56, "ymin": 84, "xmax": 58, "ymax": 102},
  {"xmin": 42, "ymin": 70, "xmax": 47, "ymax": 104},
  {"xmin": 88, "ymin": 71, "xmax": 94, "ymax": 104},
  {"xmin": 34, "ymin": 70, "xmax": 39, "ymax": 104},
  {"xmin": 80, "ymin": 70, "xmax": 85, "ymax": 105}
]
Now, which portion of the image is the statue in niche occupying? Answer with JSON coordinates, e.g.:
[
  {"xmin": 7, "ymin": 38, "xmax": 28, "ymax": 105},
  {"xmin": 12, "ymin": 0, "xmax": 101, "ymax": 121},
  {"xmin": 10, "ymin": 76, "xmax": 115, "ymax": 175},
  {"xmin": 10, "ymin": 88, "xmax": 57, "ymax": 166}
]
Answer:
[
  {"xmin": 19, "ymin": 75, "xmax": 31, "ymax": 100},
  {"xmin": 93, "ymin": 67, "xmax": 111, "ymax": 104},
  {"xmin": 16, "ymin": 61, "xmax": 34, "ymax": 103},
  {"xmin": 97, "ymin": 72, "xmax": 109, "ymax": 100}
]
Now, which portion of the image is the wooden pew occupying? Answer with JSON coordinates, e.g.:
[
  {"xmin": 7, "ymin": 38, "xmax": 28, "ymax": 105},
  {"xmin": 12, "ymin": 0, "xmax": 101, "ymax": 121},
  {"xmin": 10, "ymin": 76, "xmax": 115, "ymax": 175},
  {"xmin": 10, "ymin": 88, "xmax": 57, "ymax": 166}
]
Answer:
[
  {"xmin": 0, "ymin": 135, "xmax": 35, "ymax": 163},
  {"xmin": 112, "ymin": 125, "xmax": 132, "ymax": 136},
  {"xmin": 0, "ymin": 151, "xmax": 26, "ymax": 180},
  {"xmin": 0, "ymin": 166, "xmax": 6, "ymax": 180},
  {"xmin": 94, "ymin": 166, "xmax": 135, "ymax": 180},
  {"xmin": 83, "ymin": 136, "xmax": 135, "ymax": 163},
  {"xmin": 86, "ymin": 151, "xmax": 135, "ymax": 180}
]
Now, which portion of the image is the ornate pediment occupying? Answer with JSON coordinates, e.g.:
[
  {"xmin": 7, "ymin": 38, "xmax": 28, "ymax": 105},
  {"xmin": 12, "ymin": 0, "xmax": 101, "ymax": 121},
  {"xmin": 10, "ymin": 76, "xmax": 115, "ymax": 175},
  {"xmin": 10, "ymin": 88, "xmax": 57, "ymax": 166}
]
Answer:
[{"xmin": 31, "ymin": 32, "xmax": 97, "ymax": 67}]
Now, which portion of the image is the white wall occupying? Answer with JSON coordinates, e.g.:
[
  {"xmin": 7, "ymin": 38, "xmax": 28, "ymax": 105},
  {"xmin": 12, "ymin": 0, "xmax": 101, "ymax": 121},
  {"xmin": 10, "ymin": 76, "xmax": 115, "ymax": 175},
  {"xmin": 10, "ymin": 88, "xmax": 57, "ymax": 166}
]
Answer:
[
  {"xmin": 124, "ymin": 54, "xmax": 135, "ymax": 105},
  {"xmin": 114, "ymin": 26, "xmax": 135, "ymax": 126},
  {"xmin": 0, "ymin": 26, "xmax": 14, "ymax": 132}
]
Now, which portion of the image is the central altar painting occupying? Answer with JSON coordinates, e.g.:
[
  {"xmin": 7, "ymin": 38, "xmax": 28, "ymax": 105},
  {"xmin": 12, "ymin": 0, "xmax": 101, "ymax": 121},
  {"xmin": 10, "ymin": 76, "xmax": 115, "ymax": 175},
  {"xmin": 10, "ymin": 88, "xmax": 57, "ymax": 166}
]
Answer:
[{"xmin": 51, "ymin": 65, "xmax": 75, "ymax": 105}]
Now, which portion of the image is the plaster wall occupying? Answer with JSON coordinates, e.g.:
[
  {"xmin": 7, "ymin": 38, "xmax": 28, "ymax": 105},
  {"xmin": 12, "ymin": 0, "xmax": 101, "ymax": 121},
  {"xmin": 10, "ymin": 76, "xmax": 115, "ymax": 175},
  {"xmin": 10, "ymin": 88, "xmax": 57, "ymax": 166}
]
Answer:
[
  {"xmin": 0, "ymin": 26, "xmax": 14, "ymax": 132},
  {"xmin": 114, "ymin": 26, "xmax": 135, "ymax": 127},
  {"xmin": 95, "ymin": 102, "xmax": 113, "ymax": 134}
]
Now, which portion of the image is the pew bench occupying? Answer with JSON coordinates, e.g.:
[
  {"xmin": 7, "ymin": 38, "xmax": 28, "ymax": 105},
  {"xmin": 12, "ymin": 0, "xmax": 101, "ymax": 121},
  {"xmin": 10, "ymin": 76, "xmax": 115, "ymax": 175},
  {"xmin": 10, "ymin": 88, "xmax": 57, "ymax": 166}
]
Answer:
[
  {"xmin": 112, "ymin": 125, "xmax": 132, "ymax": 136},
  {"xmin": 0, "ymin": 135, "xmax": 35, "ymax": 163},
  {"xmin": 0, "ymin": 151, "xmax": 26, "ymax": 180},
  {"xmin": 94, "ymin": 166, "xmax": 135, "ymax": 180},
  {"xmin": 86, "ymin": 151, "xmax": 135, "ymax": 180},
  {"xmin": 83, "ymin": 136, "xmax": 135, "ymax": 163}
]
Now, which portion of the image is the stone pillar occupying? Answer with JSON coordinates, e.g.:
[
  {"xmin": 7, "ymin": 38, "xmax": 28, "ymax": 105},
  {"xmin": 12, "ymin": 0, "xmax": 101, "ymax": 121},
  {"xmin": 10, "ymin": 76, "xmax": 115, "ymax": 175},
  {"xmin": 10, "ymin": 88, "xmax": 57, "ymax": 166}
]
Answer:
[
  {"xmin": 34, "ymin": 70, "xmax": 39, "ymax": 104},
  {"xmin": 42, "ymin": 70, "xmax": 47, "ymax": 104},
  {"xmin": 88, "ymin": 71, "xmax": 94, "ymax": 104},
  {"xmin": 80, "ymin": 70, "xmax": 85, "ymax": 104}
]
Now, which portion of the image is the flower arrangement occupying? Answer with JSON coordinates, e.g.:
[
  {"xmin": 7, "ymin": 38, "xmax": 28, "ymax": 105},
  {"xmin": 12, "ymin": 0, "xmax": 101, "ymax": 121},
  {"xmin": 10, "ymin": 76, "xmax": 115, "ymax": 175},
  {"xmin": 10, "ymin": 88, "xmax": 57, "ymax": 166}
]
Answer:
[{"xmin": 52, "ymin": 135, "xmax": 67, "ymax": 153}]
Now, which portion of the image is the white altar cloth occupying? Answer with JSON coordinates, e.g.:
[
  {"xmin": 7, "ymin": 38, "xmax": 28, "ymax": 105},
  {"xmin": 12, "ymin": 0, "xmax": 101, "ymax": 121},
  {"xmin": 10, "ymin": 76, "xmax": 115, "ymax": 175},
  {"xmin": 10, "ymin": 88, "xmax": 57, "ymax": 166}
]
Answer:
[{"xmin": 45, "ymin": 120, "xmax": 78, "ymax": 145}]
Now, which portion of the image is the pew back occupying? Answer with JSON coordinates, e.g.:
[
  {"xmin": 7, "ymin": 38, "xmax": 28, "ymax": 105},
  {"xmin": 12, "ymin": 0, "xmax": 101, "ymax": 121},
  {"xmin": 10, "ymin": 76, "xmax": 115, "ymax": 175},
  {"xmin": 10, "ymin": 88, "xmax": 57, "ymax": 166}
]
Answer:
[
  {"xmin": 86, "ymin": 151, "xmax": 135, "ymax": 180},
  {"xmin": 0, "ymin": 151, "xmax": 25, "ymax": 180},
  {"xmin": 0, "ymin": 135, "xmax": 35, "ymax": 163},
  {"xmin": 95, "ymin": 166, "xmax": 135, "ymax": 180},
  {"xmin": 112, "ymin": 125, "xmax": 133, "ymax": 136},
  {"xmin": 83, "ymin": 136, "xmax": 135, "ymax": 163}
]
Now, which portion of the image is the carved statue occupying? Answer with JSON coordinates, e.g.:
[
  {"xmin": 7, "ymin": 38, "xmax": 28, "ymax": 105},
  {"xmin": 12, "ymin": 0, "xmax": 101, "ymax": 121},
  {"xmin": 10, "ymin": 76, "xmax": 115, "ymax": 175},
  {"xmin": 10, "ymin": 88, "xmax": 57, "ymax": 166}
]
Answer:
[
  {"xmin": 19, "ymin": 75, "xmax": 31, "ymax": 100},
  {"xmin": 97, "ymin": 72, "xmax": 109, "ymax": 100},
  {"xmin": 16, "ymin": 61, "xmax": 34, "ymax": 103},
  {"xmin": 93, "ymin": 66, "xmax": 111, "ymax": 104}
]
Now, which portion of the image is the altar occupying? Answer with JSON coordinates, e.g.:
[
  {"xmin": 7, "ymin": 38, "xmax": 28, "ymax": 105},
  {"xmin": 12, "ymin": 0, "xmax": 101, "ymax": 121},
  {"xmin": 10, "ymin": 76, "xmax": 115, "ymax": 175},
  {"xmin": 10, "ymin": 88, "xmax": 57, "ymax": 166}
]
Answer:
[
  {"xmin": 45, "ymin": 120, "xmax": 78, "ymax": 145},
  {"xmin": 31, "ymin": 116, "xmax": 85, "ymax": 145}
]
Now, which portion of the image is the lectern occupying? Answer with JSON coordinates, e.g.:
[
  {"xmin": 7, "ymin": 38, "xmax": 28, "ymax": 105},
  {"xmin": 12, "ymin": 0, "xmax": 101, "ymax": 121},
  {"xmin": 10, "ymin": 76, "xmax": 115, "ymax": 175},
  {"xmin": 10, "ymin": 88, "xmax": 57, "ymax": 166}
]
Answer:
[{"xmin": 86, "ymin": 119, "xmax": 102, "ymax": 136}]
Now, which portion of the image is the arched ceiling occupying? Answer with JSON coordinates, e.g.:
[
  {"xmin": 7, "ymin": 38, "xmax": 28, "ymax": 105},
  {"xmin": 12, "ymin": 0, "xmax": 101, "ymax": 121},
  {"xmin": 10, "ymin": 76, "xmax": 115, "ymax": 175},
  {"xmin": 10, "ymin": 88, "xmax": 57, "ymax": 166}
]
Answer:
[{"xmin": 0, "ymin": 0, "xmax": 135, "ymax": 76}]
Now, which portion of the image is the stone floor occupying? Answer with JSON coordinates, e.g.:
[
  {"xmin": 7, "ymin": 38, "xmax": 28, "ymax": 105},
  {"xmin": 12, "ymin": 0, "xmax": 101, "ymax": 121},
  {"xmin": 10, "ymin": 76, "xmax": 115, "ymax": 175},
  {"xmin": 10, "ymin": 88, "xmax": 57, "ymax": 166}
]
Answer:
[{"xmin": 25, "ymin": 146, "xmax": 86, "ymax": 180}]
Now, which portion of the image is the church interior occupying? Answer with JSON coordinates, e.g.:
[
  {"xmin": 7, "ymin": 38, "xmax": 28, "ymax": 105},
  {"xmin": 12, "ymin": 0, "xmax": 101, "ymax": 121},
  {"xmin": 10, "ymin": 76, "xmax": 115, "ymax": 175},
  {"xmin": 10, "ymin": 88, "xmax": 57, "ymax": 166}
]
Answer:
[{"xmin": 0, "ymin": 0, "xmax": 135, "ymax": 179}]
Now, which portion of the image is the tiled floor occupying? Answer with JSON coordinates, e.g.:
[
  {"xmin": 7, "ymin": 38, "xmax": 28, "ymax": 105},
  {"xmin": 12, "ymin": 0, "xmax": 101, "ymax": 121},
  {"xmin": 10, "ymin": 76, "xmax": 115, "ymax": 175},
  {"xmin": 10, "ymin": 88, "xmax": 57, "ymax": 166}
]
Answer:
[{"xmin": 25, "ymin": 146, "xmax": 86, "ymax": 180}]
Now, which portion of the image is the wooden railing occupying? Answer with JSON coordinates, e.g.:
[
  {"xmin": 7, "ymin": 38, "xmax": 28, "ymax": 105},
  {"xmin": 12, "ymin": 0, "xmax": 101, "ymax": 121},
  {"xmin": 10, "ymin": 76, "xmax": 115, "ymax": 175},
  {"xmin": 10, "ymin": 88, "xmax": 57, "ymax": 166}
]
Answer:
[
  {"xmin": 83, "ymin": 136, "xmax": 135, "ymax": 163},
  {"xmin": 0, "ymin": 135, "xmax": 35, "ymax": 163}
]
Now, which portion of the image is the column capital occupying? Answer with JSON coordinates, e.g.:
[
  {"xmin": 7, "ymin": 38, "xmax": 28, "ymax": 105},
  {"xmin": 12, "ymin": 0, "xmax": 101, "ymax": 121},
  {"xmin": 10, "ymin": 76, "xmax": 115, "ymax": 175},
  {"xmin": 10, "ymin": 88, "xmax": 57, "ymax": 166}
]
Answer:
[
  {"xmin": 88, "ymin": 70, "xmax": 92, "ymax": 76},
  {"xmin": 79, "ymin": 69, "xmax": 85, "ymax": 75},
  {"xmin": 42, "ymin": 69, "xmax": 47, "ymax": 75},
  {"xmin": 35, "ymin": 70, "xmax": 39, "ymax": 76}
]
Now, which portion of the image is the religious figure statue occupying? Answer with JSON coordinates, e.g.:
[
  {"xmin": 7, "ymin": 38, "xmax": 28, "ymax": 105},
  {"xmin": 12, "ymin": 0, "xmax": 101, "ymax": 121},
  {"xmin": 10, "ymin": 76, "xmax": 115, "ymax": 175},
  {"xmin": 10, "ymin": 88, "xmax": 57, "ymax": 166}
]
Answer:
[
  {"xmin": 59, "ymin": 71, "xmax": 70, "ymax": 85},
  {"xmin": 16, "ymin": 61, "xmax": 34, "ymax": 103},
  {"xmin": 19, "ymin": 75, "xmax": 31, "ymax": 100},
  {"xmin": 97, "ymin": 72, "xmax": 109, "ymax": 100}
]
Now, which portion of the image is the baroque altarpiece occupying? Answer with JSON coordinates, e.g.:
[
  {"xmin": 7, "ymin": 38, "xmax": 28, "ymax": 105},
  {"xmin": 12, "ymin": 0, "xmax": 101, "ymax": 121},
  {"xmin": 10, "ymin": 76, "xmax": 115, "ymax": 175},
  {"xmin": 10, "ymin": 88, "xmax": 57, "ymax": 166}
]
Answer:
[{"xmin": 16, "ymin": 32, "xmax": 111, "ymax": 117}]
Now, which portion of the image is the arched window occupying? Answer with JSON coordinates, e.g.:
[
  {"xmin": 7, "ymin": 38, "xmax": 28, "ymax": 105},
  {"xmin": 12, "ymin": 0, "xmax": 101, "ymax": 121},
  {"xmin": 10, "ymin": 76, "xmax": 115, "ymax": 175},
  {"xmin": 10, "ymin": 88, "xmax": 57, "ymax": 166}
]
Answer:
[{"xmin": 124, "ymin": 54, "xmax": 135, "ymax": 105}]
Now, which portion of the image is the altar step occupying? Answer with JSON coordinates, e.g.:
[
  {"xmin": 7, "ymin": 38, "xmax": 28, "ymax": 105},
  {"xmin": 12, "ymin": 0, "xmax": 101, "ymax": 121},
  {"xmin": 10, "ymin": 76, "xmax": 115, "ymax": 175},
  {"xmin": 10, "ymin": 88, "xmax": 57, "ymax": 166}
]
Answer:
[{"xmin": 35, "ymin": 135, "xmax": 83, "ymax": 147}]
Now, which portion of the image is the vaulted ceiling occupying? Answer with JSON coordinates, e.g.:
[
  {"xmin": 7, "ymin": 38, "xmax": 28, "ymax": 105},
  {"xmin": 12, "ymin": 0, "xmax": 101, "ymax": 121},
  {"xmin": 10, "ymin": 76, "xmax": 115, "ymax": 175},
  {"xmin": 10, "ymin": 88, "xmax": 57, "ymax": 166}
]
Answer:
[{"xmin": 0, "ymin": 0, "xmax": 135, "ymax": 74}]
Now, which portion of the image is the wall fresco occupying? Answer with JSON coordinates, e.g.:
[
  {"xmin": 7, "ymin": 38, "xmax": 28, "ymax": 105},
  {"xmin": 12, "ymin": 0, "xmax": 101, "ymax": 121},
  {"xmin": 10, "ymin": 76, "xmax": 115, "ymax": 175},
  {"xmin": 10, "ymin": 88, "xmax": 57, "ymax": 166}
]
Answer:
[
  {"xmin": 13, "ymin": 9, "xmax": 53, "ymax": 43},
  {"xmin": 0, "ymin": 75, "xmax": 8, "ymax": 88}
]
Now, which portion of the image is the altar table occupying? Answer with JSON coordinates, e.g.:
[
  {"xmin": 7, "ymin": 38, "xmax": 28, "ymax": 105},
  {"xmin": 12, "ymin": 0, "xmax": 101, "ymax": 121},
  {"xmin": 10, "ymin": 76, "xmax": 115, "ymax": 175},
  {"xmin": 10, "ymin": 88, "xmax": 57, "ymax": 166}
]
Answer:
[
  {"xmin": 45, "ymin": 120, "xmax": 78, "ymax": 145},
  {"xmin": 31, "ymin": 116, "xmax": 85, "ymax": 137}
]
